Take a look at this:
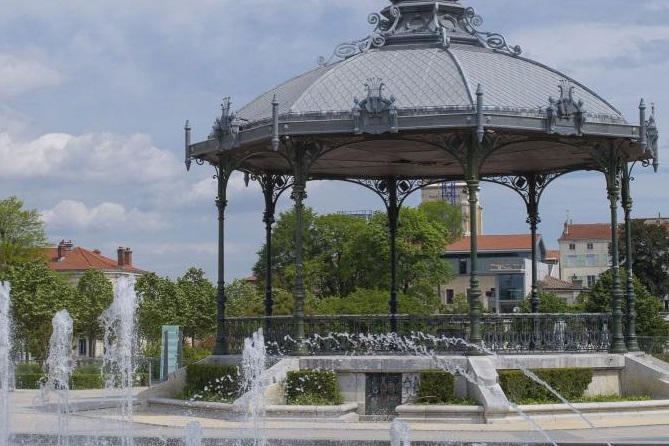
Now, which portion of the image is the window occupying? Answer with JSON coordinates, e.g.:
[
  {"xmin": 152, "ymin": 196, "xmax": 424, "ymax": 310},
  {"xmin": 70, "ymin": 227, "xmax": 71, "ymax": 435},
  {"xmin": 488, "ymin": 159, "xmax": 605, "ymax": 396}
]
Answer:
[
  {"xmin": 458, "ymin": 259, "xmax": 467, "ymax": 275},
  {"xmin": 498, "ymin": 274, "xmax": 524, "ymax": 300},
  {"xmin": 446, "ymin": 289, "xmax": 454, "ymax": 304},
  {"xmin": 78, "ymin": 338, "xmax": 87, "ymax": 356},
  {"xmin": 569, "ymin": 243, "xmax": 576, "ymax": 250},
  {"xmin": 587, "ymin": 243, "xmax": 594, "ymax": 250},
  {"xmin": 587, "ymin": 275, "xmax": 597, "ymax": 287},
  {"xmin": 585, "ymin": 254, "xmax": 597, "ymax": 266},
  {"xmin": 565, "ymin": 255, "xmax": 578, "ymax": 266}
]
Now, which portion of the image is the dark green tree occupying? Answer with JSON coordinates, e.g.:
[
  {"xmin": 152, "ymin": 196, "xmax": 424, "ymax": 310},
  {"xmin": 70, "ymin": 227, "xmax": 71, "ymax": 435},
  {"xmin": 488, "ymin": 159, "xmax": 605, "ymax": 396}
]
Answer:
[
  {"xmin": 135, "ymin": 272, "xmax": 179, "ymax": 345},
  {"xmin": 225, "ymin": 279, "xmax": 263, "ymax": 316},
  {"xmin": 73, "ymin": 269, "xmax": 114, "ymax": 357},
  {"xmin": 3, "ymin": 259, "xmax": 75, "ymax": 360},
  {"xmin": 579, "ymin": 269, "xmax": 669, "ymax": 338},
  {"xmin": 619, "ymin": 219, "xmax": 669, "ymax": 299},
  {"xmin": 417, "ymin": 200, "xmax": 463, "ymax": 244},
  {"xmin": 0, "ymin": 196, "xmax": 48, "ymax": 272},
  {"xmin": 518, "ymin": 292, "xmax": 578, "ymax": 313},
  {"xmin": 176, "ymin": 268, "xmax": 217, "ymax": 346}
]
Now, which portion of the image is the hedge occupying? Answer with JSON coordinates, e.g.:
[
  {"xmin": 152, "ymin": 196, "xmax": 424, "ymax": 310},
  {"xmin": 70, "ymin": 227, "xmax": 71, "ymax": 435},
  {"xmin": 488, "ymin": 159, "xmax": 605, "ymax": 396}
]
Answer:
[
  {"xmin": 417, "ymin": 370, "xmax": 455, "ymax": 404},
  {"xmin": 498, "ymin": 368, "xmax": 593, "ymax": 404},
  {"xmin": 183, "ymin": 363, "xmax": 240, "ymax": 401},
  {"xmin": 285, "ymin": 369, "xmax": 342, "ymax": 405}
]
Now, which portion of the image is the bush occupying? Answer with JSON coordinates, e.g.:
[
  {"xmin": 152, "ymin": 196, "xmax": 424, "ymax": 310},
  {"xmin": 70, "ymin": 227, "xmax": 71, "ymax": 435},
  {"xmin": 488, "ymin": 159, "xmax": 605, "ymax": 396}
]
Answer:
[
  {"xmin": 15, "ymin": 373, "xmax": 44, "ymax": 389},
  {"xmin": 70, "ymin": 374, "xmax": 105, "ymax": 390},
  {"xmin": 498, "ymin": 368, "xmax": 593, "ymax": 404},
  {"xmin": 183, "ymin": 363, "xmax": 240, "ymax": 402},
  {"xmin": 285, "ymin": 369, "xmax": 342, "ymax": 405},
  {"xmin": 417, "ymin": 370, "xmax": 455, "ymax": 404}
]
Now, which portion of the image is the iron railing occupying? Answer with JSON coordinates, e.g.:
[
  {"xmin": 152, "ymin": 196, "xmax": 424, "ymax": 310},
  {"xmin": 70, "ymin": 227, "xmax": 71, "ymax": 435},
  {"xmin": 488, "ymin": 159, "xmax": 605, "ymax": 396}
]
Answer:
[{"xmin": 223, "ymin": 313, "xmax": 613, "ymax": 355}]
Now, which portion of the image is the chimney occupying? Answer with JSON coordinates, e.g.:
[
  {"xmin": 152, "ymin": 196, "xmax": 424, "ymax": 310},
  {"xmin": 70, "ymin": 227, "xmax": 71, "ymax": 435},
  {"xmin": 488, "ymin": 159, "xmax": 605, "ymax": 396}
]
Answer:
[
  {"xmin": 57, "ymin": 240, "xmax": 74, "ymax": 259},
  {"xmin": 124, "ymin": 247, "xmax": 133, "ymax": 267},
  {"xmin": 117, "ymin": 247, "xmax": 125, "ymax": 267}
]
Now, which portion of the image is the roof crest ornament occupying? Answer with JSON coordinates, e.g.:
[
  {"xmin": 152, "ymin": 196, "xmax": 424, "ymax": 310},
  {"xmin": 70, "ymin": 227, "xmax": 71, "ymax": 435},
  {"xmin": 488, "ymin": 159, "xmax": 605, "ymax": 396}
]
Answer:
[
  {"xmin": 210, "ymin": 97, "xmax": 246, "ymax": 148},
  {"xmin": 461, "ymin": 7, "xmax": 521, "ymax": 56},
  {"xmin": 352, "ymin": 78, "xmax": 398, "ymax": 135},
  {"xmin": 317, "ymin": 7, "xmax": 401, "ymax": 67},
  {"xmin": 546, "ymin": 80, "xmax": 586, "ymax": 136},
  {"xmin": 318, "ymin": 2, "xmax": 521, "ymax": 67}
]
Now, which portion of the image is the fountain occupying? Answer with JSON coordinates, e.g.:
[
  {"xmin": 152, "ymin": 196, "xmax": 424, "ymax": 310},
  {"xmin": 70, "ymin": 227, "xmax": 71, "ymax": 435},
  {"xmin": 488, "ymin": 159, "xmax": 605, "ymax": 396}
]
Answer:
[
  {"xmin": 98, "ymin": 275, "xmax": 141, "ymax": 446},
  {"xmin": 43, "ymin": 309, "xmax": 74, "ymax": 446},
  {"xmin": 0, "ymin": 281, "xmax": 12, "ymax": 446}
]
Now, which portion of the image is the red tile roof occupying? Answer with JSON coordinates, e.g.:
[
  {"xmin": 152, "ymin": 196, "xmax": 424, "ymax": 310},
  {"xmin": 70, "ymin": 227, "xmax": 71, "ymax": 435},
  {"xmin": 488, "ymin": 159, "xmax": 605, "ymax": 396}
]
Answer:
[
  {"xmin": 558, "ymin": 223, "xmax": 611, "ymax": 241},
  {"xmin": 545, "ymin": 249, "xmax": 560, "ymax": 260},
  {"xmin": 446, "ymin": 234, "xmax": 539, "ymax": 253},
  {"xmin": 539, "ymin": 275, "xmax": 580, "ymax": 290},
  {"xmin": 45, "ymin": 245, "xmax": 144, "ymax": 274}
]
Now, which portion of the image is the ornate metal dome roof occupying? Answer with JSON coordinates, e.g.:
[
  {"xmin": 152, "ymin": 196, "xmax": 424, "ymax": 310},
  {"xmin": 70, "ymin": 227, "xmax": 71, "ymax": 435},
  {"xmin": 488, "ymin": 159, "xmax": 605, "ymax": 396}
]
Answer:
[
  {"xmin": 187, "ymin": 0, "xmax": 654, "ymax": 179},
  {"xmin": 236, "ymin": 0, "xmax": 624, "ymax": 129}
]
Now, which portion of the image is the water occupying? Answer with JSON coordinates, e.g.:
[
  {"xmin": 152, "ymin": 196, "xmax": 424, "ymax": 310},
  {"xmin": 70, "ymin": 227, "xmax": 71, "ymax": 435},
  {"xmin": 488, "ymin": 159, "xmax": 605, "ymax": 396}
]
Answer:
[
  {"xmin": 0, "ymin": 282, "xmax": 11, "ymax": 446},
  {"xmin": 389, "ymin": 419, "xmax": 410, "ymax": 446},
  {"xmin": 99, "ymin": 275, "xmax": 141, "ymax": 446},
  {"xmin": 240, "ymin": 329, "xmax": 268, "ymax": 446},
  {"xmin": 43, "ymin": 309, "xmax": 74, "ymax": 446},
  {"xmin": 184, "ymin": 421, "xmax": 202, "ymax": 446}
]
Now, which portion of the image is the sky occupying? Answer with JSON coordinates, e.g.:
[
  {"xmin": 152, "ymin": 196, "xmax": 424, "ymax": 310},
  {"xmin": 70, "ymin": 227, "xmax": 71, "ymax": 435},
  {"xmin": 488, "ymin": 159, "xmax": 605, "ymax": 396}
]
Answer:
[{"xmin": 1, "ymin": 0, "xmax": 668, "ymax": 283}]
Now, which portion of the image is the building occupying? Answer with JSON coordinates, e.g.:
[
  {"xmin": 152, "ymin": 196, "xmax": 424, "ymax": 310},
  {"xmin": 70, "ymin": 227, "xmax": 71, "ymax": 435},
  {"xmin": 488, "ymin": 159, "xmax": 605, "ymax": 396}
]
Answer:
[
  {"xmin": 558, "ymin": 222, "xmax": 611, "ymax": 288},
  {"xmin": 44, "ymin": 240, "xmax": 146, "ymax": 358},
  {"xmin": 443, "ymin": 234, "xmax": 552, "ymax": 313},
  {"xmin": 46, "ymin": 240, "xmax": 145, "ymax": 285}
]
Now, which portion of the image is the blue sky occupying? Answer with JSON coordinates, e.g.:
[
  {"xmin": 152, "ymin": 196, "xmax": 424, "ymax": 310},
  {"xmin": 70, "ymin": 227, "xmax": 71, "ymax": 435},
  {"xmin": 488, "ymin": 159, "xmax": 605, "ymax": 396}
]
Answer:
[{"xmin": 1, "ymin": 0, "xmax": 668, "ymax": 282}]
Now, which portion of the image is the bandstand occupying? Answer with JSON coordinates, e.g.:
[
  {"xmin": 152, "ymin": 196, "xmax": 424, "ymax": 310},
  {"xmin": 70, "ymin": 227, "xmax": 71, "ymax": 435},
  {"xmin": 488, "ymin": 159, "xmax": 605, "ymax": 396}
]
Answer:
[{"xmin": 185, "ymin": 0, "xmax": 659, "ymax": 356}]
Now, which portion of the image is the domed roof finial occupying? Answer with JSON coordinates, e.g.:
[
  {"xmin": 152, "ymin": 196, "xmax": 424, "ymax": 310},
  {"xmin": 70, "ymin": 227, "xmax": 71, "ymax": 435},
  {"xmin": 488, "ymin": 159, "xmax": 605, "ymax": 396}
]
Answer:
[{"xmin": 318, "ymin": 0, "xmax": 520, "ymax": 66}]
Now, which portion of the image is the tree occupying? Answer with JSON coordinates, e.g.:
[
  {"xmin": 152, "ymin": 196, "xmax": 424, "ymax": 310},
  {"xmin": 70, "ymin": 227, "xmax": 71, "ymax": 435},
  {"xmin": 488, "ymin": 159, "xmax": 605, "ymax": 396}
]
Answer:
[
  {"xmin": 619, "ymin": 219, "xmax": 669, "ymax": 299},
  {"xmin": 315, "ymin": 288, "xmax": 441, "ymax": 315},
  {"xmin": 417, "ymin": 200, "xmax": 463, "ymax": 244},
  {"xmin": 73, "ymin": 269, "xmax": 114, "ymax": 357},
  {"xmin": 579, "ymin": 269, "xmax": 669, "ymax": 339},
  {"xmin": 135, "ymin": 272, "xmax": 179, "ymax": 345},
  {"xmin": 225, "ymin": 279, "xmax": 263, "ymax": 316},
  {"xmin": 518, "ymin": 292, "xmax": 578, "ymax": 313},
  {"xmin": 176, "ymin": 268, "xmax": 217, "ymax": 346},
  {"xmin": 0, "ymin": 196, "xmax": 48, "ymax": 271},
  {"xmin": 2, "ymin": 259, "xmax": 75, "ymax": 360}
]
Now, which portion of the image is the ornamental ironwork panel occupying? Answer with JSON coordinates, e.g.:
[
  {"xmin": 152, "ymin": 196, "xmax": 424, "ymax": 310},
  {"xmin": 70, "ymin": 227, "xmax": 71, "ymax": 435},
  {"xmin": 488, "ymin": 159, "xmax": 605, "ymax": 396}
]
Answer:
[{"xmin": 365, "ymin": 373, "xmax": 402, "ymax": 417}]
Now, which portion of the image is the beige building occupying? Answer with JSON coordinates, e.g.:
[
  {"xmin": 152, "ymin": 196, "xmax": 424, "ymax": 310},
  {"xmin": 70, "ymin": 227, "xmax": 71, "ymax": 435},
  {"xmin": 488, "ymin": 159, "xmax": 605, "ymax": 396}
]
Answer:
[{"xmin": 558, "ymin": 223, "xmax": 611, "ymax": 288}]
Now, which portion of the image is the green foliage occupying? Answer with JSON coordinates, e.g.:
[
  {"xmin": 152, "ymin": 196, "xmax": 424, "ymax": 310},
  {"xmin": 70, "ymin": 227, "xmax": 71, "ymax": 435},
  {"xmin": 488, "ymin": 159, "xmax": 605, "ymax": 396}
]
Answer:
[
  {"xmin": 3, "ymin": 259, "xmax": 75, "ymax": 359},
  {"xmin": 72, "ymin": 269, "xmax": 114, "ymax": 357},
  {"xmin": 176, "ymin": 268, "xmax": 217, "ymax": 344},
  {"xmin": 619, "ymin": 220, "xmax": 669, "ymax": 298},
  {"xmin": 498, "ymin": 368, "xmax": 593, "ymax": 404},
  {"xmin": 136, "ymin": 272, "xmax": 180, "ymax": 344},
  {"xmin": 442, "ymin": 293, "xmax": 469, "ymax": 314},
  {"xmin": 183, "ymin": 363, "xmax": 240, "ymax": 402},
  {"xmin": 518, "ymin": 292, "xmax": 580, "ymax": 313},
  {"xmin": 285, "ymin": 369, "xmax": 342, "ymax": 405},
  {"xmin": 225, "ymin": 279, "xmax": 263, "ymax": 316},
  {"xmin": 183, "ymin": 345, "xmax": 211, "ymax": 363},
  {"xmin": 417, "ymin": 200, "xmax": 463, "ymax": 244},
  {"xmin": 15, "ymin": 373, "xmax": 44, "ymax": 389},
  {"xmin": 0, "ymin": 196, "xmax": 48, "ymax": 271},
  {"xmin": 314, "ymin": 288, "xmax": 441, "ymax": 315},
  {"xmin": 417, "ymin": 370, "xmax": 455, "ymax": 404},
  {"xmin": 252, "ymin": 206, "xmax": 452, "ymax": 304},
  {"xmin": 70, "ymin": 374, "xmax": 105, "ymax": 389},
  {"xmin": 580, "ymin": 269, "xmax": 669, "ymax": 339}
]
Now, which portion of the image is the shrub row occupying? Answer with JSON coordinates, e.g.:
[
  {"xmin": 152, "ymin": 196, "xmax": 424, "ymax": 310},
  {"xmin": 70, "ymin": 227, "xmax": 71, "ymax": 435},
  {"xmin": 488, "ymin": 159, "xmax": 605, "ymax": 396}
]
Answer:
[
  {"xmin": 285, "ymin": 369, "xmax": 342, "ymax": 405},
  {"xmin": 417, "ymin": 370, "xmax": 456, "ymax": 404},
  {"xmin": 498, "ymin": 368, "xmax": 593, "ymax": 404},
  {"xmin": 183, "ymin": 363, "xmax": 240, "ymax": 402}
]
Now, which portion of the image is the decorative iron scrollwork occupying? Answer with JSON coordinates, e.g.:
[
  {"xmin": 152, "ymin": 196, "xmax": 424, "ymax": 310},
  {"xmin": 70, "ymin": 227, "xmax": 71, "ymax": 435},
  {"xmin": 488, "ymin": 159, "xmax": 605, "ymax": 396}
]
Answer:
[
  {"xmin": 462, "ymin": 7, "xmax": 522, "ymax": 56},
  {"xmin": 352, "ymin": 78, "xmax": 398, "ymax": 135}
]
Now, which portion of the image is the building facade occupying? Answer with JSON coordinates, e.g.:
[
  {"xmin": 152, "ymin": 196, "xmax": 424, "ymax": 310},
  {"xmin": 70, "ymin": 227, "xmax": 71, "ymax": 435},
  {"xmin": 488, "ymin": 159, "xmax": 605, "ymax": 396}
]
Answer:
[
  {"xmin": 443, "ymin": 234, "xmax": 552, "ymax": 313},
  {"xmin": 421, "ymin": 182, "xmax": 482, "ymax": 236},
  {"xmin": 558, "ymin": 223, "xmax": 611, "ymax": 288}
]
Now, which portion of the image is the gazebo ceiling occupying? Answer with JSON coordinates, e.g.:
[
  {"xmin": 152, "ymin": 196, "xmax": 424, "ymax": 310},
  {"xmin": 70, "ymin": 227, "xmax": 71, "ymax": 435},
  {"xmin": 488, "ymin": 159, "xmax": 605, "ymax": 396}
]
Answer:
[{"xmin": 186, "ymin": 0, "xmax": 655, "ymax": 178}]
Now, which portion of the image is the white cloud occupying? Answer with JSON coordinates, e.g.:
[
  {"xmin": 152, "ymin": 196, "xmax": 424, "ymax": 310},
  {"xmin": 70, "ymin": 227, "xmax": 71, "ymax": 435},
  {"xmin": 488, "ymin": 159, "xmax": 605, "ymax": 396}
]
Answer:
[
  {"xmin": 0, "ymin": 54, "xmax": 63, "ymax": 98},
  {"xmin": 0, "ymin": 131, "xmax": 181, "ymax": 182},
  {"xmin": 41, "ymin": 200, "xmax": 164, "ymax": 231},
  {"xmin": 645, "ymin": 0, "xmax": 669, "ymax": 11}
]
